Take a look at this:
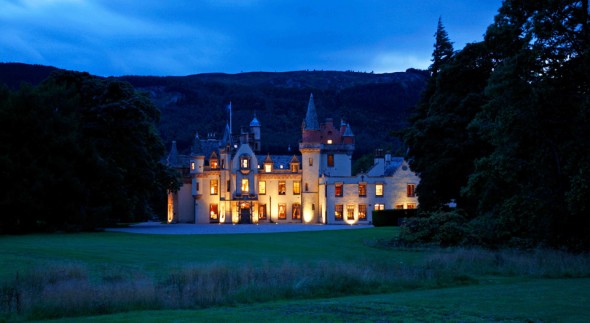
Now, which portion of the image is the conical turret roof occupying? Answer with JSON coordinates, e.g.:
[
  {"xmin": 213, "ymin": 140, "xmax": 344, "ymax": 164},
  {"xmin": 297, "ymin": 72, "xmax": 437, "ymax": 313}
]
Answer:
[{"xmin": 303, "ymin": 93, "xmax": 319, "ymax": 130}]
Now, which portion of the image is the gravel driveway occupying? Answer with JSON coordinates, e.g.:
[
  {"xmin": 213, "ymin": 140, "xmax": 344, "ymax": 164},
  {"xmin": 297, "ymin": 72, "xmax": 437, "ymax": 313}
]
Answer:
[{"xmin": 106, "ymin": 221, "xmax": 372, "ymax": 235}]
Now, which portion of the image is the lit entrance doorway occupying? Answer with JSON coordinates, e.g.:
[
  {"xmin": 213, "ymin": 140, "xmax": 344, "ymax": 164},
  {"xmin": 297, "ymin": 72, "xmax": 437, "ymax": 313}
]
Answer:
[{"xmin": 239, "ymin": 201, "xmax": 252, "ymax": 224}]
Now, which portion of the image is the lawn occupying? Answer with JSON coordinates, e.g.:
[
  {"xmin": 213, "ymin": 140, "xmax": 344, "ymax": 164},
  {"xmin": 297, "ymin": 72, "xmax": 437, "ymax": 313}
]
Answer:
[{"xmin": 1, "ymin": 226, "xmax": 589, "ymax": 321}]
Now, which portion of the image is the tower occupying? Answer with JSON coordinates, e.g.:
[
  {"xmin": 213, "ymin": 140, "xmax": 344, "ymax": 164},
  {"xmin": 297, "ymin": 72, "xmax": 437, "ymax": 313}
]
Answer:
[
  {"xmin": 249, "ymin": 113, "xmax": 261, "ymax": 152},
  {"xmin": 299, "ymin": 94, "xmax": 322, "ymax": 223}
]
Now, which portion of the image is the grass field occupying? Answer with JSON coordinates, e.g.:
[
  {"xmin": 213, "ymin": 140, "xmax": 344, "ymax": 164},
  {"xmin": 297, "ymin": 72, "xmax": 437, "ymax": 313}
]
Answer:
[{"xmin": 1, "ymin": 227, "xmax": 589, "ymax": 322}]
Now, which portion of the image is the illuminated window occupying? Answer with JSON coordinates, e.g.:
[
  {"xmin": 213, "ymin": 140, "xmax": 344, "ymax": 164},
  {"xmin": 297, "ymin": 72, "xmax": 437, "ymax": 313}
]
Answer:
[
  {"xmin": 292, "ymin": 203, "xmax": 301, "ymax": 220},
  {"xmin": 358, "ymin": 183, "xmax": 366, "ymax": 197},
  {"xmin": 395, "ymin": 204, "xmax": 404, "ymax": 209},
  {"xmin": 346, "ymin": 205, "xmax": 355, "ymax": 220},
  {"xmin": 291, "ymin": 164, "xmax": 299, "ymax": 172},
  {"xmin": 278, "ymin": 203, "xmax": 287, "ymax": 219},
  {"xmin": 278, "ymin": 181, "xmax": 286, "ymax": 195},
  {"xmin": 259, "ymin": 181, "xmax": 266, "ymax": 195},
  {"xmin": 191, "ymin": 162, "xmax": 195, "ymax": 171},
  {"xmin": 309, "ymin": 158, "xmax": 313, "ymax": 166},
  {"xmin": 209, "ymin": 204, "xmax": 219, "ymax": 222},
  {"xmin": 241, "ymin": 157, "xmax": 249, "ymax": 169},
  {"xmin": 375, "ymin": 184, "xmax": 383, "ymax": 197},
  {"xmin": 407, "ymin": 203, "xmax": 417, "ymax": 209},
  {"xmin": 293, "ymin": 181, "xmax": 301, "ymax": 195},
  {"xmin": 264, "ymin": 163, "xmax": 272, "ymax": 173},
  {"xmin": 374, "ymin": 203, "xmax": 385, "ymax": 210},
  {"xmin": 327, "ymin": 139, "xmax": 333, "ymax": 144},
  {"xmin": 335, "ymin": 204, "xmax": 343, "ymax": 220},
  {"xmin": 258, "ymin": 204, "xmax": 267, "ymax": 220},
  {"xmin": 407, "ymin": 184, "xmax": 416, "ymax": 197},
  {"xmin": 358, "ymin": 204, "xmax": 367, "ymax": 220},
  {"xmin": 241, "ymin": 178, "xmax": 249, "ymax": 194},
  {"xmin": 335, "ymin": 183, "xmax": 343, "ymax": 197},
  {"xmin": 210, "ymin": 160, "xmax": 218, "ymax": 169},
  {"xmin": 327, "ymin": 154, "xmax": 334, "ymax": 167},
  {"xmin": 210, "ymin": 180, "xmax": 218, "ymax": 195}
]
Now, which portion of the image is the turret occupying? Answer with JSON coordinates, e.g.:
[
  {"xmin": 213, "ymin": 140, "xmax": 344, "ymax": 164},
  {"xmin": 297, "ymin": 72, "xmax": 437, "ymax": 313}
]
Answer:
[
  {"xmin": 249, "ymin": 113, "xmax": 261, "ymax": 151},
  {"xmin": 301, "ymin": 93, "xmax": 321, "ymax": 143}
]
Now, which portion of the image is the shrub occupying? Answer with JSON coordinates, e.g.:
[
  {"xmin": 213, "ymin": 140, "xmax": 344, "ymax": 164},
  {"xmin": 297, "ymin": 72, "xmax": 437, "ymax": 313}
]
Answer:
[{"xmin": 398, "ymin": 209, "xmax": 468, "ymax": 246}]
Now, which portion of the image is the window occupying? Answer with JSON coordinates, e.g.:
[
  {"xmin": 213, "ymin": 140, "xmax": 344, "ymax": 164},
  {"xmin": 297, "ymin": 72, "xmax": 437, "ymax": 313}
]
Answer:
[
  {"xmin": 196, "ymin": 182, "xmax": 200, "ymax": 192},
  {"xmin": 335, "ymin": 183, "xmax": 343, "ymax": 197},
  {"xmin": 191, "ymin": 162, "xmax": 195, "ymax": 171},
  {"xmin": 241, "ymin": 178, "xmax": 249, "ymax": 194},
  {"xmin": 358, "ymin": 183, "xmax": 366, "ymax": 197},
  {"xmin": 292, "ymin": 203, "xmax": 301, "ymax": 220},
  {"xmin": 346, "ymin": 205, "xmax": 355, "ymax": 220},
  {"xmin": 221, "ymin": 159, "xmax": 225, "ymax": 169},
  {"xmin": 264, "ymin": 164, "xmax": 272, "ymax": 173},
  {"xmin": 278, "ymin": 203, "xmax": 287, "ymax": 220},
  {"xmin": 210, "ymin": 180, "xmax": 218, "ymax": 195},
  {"xmin": 227, "ymin": 180, "xmax": 231, "ymax": 192},
  {"xmin": 407, "ymin": 184, "xmax": 416, "ymax": 197},
  {"xmin": 259, "ymin": 181, "xmax": 266, "ymax": 195},
  {"xmin": 407, "ymin": 203, "xmax": 417, "ymax": 209},
  {"xmin": 358, "ymin": 204, "xmax": 367, "ymax": 220},
  {"xmin": 209, "ymin": 204, "xmax": 219, "ymax": 222},
  {"xmin": 258, "ymin": 204, "xmax": 267, "ymax": 220},
  {"xmin": 293, "ymin": 181, "xmax": 301, "ymax": 195},
  {"xmin": 375, "ymin": 184, "xmax": 383, "ymax": 197},
  {"xmin": 395, "ymin": 204, "xmax": 404, "ymax": 209},
  {"xmin": 291, "ymin": 164, "xmax": 299, "ymax": 172},
  {"xmin": 278, "ymin": 181, "xmax": 286, "ymax": 195},
  {"xmin": 374, "ymin": 203, "xmax": 385, "ymax": 211},
  {"xmin": 327, "ymin": 154, "xmax": 334, "ymax": 167},
  {"xmin": 335, "ymin": 204, "xmax": 343, "ymax": 220},
  {"xmin": 305, "ymin": 183, "xmax": 309, "ymax": 192},
  {"xmin": 327, "ymin": 139, "xmax": 333, "ymax": 144},
  {"xmin": 210, "ymin": 160, "xmax": 218, "ymax": 169},
  {"xmin": 241, "ymin": 156, "xmax": 249, "ymax": 169},
  {"xmin": 309, "ymin": 158, "xmax": 313, "ymax": 166}
]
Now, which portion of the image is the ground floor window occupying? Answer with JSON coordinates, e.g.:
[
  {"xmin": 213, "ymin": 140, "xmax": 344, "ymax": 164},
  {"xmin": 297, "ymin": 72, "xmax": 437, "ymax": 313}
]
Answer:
[
  {"xmin": 346, "ymin": 204, "xmax": 355, "ymax": 220},
  {"xmin": 278, "ymin": 203, "xmax": 287, "ymax": 219},
  {"xmin": 335, "ymin": 204, "xmax": 343, "ymax": 220},
  {"xmin": 395, "ymin": 204, "xmax": 404, "ymax": 209},
  {"xmin": 292, "ymin": 203, "xmax": 301, "ymax": 220},
  {"xmin": 358, "ymin": 204, "xmax": 367, "ymax": 220},
  {"xmin": 407, "ymin": 203, "xmax": 417, "ymax": 209},
  {"xmin": 374, "ymin": 203, "xmax": 385, "ymax": 211},
  {"xmin": 258, "ymin": 204, "xmax": 267, "ymax": 220},
  {"xmin": 209, "ymin": 203, "xmax": 219, "ymax": 222}
]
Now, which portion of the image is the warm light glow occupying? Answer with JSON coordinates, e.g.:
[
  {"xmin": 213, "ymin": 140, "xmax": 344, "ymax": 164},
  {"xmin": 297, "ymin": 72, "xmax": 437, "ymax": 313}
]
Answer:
[
  {"xmin": 327, "ymin": 139, "xmax": 333, "ymax": 144},
  {"xmin": 264, "ymin": 164, "xmax": 272, "ymax": 172},
  {"xmin": 220, "ymin": 204, "xmax": 226, "ymax": 223},
  {"xmin": 303, "ymin": 210, "xmax": 313, "ymax": 223},
  {"xmin": 241, "ymin": 178, "xmax": 249, "ymax": 193},
  {"xmin": 259, "ymin": 181, "xmax": 266, "ymax": 194},
  {"xmin": 376, "ymin": 184, "xmax": 383, "ymax": 196},
  {"xmin": 167, "ymin": 194, "xmax": 174, "ymax": 223}
]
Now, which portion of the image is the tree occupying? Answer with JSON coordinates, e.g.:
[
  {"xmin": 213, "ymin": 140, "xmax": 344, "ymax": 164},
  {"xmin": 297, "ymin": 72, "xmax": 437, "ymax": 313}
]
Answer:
[{"xmin": 0, "ymin": 71, "xmax": 178, "ymax": 233}]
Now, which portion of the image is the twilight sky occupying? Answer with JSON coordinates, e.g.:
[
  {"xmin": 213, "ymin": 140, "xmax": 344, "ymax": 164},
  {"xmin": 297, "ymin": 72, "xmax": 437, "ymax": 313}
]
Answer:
[{"xmin": 1, "ymin": 0, "xmax": 502, "ymax": 77}]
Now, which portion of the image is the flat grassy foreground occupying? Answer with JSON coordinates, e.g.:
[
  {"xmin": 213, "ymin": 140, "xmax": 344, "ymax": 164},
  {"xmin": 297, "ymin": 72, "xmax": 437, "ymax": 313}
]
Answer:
[{"xmin": 1, "ymin": 227, "xmax": 590, "ymax": 322}]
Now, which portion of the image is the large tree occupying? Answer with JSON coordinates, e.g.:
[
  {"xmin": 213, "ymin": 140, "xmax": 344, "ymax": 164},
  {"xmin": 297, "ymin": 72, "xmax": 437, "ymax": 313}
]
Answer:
[
  {"xmin": 403, "ymin": 0, "xmax": 590, "ymax": 250},
  {"xmin": 0, "ymin": 71, "xmax": 177, "ymax": 233}
]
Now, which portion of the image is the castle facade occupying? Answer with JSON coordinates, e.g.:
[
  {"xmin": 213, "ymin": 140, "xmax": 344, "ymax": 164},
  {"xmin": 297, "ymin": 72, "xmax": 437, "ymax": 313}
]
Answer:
[{"xmin": 166, "ymin": 94, "xmax": 419, "ymax": 224}]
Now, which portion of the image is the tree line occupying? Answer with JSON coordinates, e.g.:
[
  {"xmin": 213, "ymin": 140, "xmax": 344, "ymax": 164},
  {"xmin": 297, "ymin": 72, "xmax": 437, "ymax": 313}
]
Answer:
[
  {"xmin": 0, "ymin": 71, "xmax": 178, "ymax": 233},
  {"xmin": 403, "ymin": 0, "xmax": 590, "ymax": 250}
]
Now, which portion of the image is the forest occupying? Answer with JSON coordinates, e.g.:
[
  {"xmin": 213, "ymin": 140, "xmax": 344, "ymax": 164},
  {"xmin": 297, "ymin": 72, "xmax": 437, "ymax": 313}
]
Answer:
[{"xmin": 402, "ymin": 0, "xmax": 590, "ymax": 250}]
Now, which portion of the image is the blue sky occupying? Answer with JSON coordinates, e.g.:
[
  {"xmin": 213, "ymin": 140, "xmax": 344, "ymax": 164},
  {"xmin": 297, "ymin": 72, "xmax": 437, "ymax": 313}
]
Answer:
[{"xmin": 1, "ymin": 0, "xmax": 502, "ymax": 77}]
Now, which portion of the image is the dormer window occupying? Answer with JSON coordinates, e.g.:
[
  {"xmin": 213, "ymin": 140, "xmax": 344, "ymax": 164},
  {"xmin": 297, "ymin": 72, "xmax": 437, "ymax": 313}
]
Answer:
[
  {"xmin": 240, "ymin": 156, "xmax": 250, "ymax": 169},
  {"xmin": 264, "ymin": 164, "xmax": 272, "ymax": 173},
  {"xmin": 210, "ymin": 160, "xmax": 218, "ymax": 169},
  {"xmin": 291, "ymin": 164, "xmax": 299, "ymax": 172}
]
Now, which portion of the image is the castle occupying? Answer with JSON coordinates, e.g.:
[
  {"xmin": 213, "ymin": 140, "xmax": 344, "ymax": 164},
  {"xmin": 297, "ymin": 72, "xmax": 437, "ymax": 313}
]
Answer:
[{"xmin": 166, "ymin": 94, "xmax": 419, "ymax": 224}]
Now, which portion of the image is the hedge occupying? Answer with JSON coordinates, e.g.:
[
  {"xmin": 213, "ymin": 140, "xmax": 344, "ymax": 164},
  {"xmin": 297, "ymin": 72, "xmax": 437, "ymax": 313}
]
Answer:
[{"xmin": 372, "ymin": 209, "xmax": 418, "ymax": 227}]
